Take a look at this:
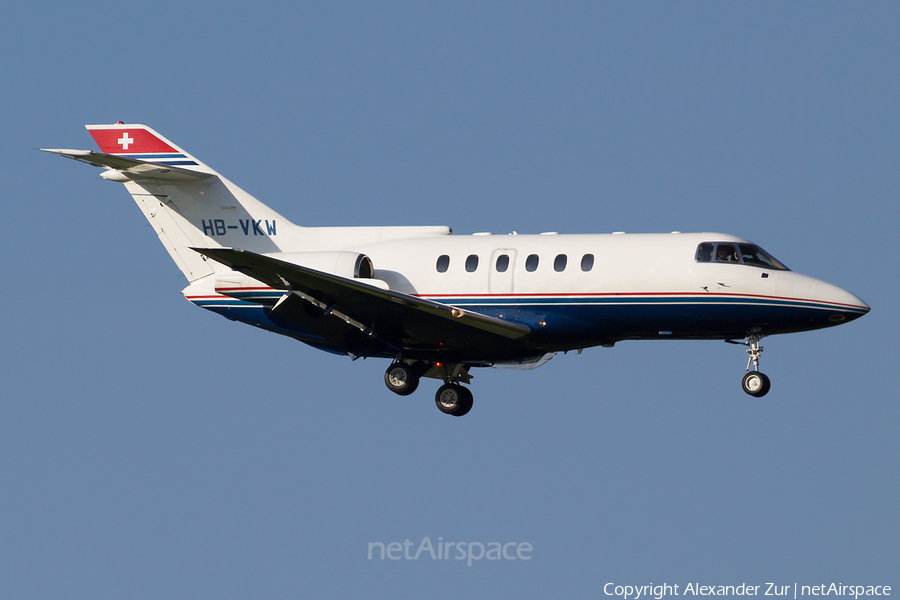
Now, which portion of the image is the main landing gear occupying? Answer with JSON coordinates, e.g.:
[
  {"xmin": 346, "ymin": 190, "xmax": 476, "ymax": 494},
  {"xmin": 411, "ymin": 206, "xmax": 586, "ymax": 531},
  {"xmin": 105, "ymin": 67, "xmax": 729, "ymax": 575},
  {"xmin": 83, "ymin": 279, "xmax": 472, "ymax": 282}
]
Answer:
[
  {"xmin": 728, "ymin": 335, "xmax": 771, "ymax": 397},
  {"xmin": 383, "ymin": 361, "xmax": 474, "ymax": 416},
  {"xmin": 434, "ymin": 383, "xmax": 473, "ymax": 417},
  {"xmin": 384, "ymin": 362, "xmax": 419, "ymax": 396}
]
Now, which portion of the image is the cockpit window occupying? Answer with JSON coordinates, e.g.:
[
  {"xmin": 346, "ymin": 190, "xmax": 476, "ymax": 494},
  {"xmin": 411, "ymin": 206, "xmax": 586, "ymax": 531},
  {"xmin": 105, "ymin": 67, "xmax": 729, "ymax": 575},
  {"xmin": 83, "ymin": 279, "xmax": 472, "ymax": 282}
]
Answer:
[
  {"xmin": 716, "ymin": 243, "xmax": 738, "ymax": 263},
  {"xmin": 739, "ymin": 244, "xmax": 789, "ymax": 270},
  {"xmin": 696, "ymin": 243, "xmax": 713, "ymax": 262},
  {"xmin": 695, "ymin": 242, "xmax": 789, "ymax": 270}
]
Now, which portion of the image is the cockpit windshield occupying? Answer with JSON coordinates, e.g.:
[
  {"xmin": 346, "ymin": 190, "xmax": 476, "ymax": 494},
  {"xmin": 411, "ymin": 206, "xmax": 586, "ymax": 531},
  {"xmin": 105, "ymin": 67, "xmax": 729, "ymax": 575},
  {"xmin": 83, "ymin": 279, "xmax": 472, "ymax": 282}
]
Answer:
[{"xmin": 695, "ymin": 242, "xmax": 789, "ymax": 270}]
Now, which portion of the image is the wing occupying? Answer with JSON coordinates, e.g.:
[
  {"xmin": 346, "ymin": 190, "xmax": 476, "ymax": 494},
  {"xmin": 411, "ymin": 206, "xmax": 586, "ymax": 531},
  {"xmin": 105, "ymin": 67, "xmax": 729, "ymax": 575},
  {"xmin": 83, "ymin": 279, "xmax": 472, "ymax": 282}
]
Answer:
[{"xmin": 193, "ymin": 247, "xmax": 533, "ymax": 360}]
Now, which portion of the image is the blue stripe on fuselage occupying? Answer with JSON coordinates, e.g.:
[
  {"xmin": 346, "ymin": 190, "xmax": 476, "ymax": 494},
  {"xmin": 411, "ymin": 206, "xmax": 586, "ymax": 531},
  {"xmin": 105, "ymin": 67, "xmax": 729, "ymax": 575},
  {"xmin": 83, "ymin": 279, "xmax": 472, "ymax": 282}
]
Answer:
[{"xmin": 191, "ymin": 291, "xmax": 864, "ymax": 349}]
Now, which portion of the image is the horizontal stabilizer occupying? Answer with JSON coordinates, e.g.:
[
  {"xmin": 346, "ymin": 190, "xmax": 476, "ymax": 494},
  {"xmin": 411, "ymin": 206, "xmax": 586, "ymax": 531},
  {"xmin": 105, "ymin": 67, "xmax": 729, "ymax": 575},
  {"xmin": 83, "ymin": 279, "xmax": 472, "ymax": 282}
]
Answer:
[
  {"xmin": 41, "ymin": 148, "xmax": 214, "ymax": 182},
  {"xmin": 193, "ymin": 247, "xmax": 532, "ymax": 343}
]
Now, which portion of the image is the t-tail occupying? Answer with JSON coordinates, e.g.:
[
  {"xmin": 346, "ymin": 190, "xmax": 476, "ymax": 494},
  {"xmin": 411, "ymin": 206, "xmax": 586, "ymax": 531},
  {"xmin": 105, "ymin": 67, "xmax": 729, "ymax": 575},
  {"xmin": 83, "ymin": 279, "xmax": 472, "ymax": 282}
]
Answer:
[{"xmin": 43, "ymin": 123, "xmax": 298, "ymax": 281}]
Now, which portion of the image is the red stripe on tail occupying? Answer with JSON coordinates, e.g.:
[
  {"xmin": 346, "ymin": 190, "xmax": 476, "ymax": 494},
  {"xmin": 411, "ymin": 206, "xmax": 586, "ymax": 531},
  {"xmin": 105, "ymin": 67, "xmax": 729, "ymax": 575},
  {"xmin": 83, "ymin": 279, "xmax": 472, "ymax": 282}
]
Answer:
[{"xmin": 88, "ymin": 127, "xmax": 177, "ymax": 154}]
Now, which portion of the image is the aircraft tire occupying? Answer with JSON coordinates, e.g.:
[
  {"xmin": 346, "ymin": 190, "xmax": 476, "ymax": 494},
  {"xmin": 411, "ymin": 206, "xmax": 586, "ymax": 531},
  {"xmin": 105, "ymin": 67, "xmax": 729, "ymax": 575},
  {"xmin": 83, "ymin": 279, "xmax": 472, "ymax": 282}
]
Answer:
[
  {"xmin": 435, "ymin": 384, "xmax": 473, "ymax": 416},
  {"xmin": 455, "ymin": 386, "xmax": 473, "ymax": 417},
  {"xmin": 384, "ymin": 362, "xmax": 419, "ymax": 396},
  {"xmin": 741, "ymin": 371, "xmax": 771, "ymax": 397}
]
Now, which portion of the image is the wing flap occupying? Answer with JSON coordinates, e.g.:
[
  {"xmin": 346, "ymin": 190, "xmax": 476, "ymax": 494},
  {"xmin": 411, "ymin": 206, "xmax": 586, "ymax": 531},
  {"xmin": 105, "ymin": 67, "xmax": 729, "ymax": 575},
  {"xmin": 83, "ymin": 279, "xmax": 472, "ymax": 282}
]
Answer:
[{"xmin": 193, "ymin": 247, "xmax": 532, "ymax": 344}]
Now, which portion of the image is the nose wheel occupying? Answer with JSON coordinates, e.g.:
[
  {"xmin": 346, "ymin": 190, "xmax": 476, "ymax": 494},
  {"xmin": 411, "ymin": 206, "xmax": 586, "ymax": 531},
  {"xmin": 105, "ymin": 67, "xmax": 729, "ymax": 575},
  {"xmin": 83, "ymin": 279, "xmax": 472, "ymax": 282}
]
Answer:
[
  {"xmin": 728, "ymin": 335, "xmax": 771, "ymax": 397},
  {"xmin": 741, "ymin": 371, "xmax": 771, "ymax": 397}
]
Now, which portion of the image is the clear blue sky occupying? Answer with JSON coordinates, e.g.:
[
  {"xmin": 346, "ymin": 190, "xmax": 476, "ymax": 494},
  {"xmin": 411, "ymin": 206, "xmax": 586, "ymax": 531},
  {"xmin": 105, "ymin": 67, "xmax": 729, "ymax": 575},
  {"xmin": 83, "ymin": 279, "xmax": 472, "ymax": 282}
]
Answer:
[{"xmin": 2, "ymin": 2, "xmax": 896, "ymax": 598}]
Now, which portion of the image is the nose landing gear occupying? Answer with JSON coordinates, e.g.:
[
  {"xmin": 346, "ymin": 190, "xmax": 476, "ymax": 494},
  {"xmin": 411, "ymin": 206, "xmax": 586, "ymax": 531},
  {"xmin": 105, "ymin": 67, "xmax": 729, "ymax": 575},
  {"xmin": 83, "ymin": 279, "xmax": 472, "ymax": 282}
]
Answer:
[
  {"xmin": 741, "ymin": 370, "xmax": 771, "ymax": 397},
  {"xmin": 728, "ymin": 335, "xmax": 771, "ymax": 397}
]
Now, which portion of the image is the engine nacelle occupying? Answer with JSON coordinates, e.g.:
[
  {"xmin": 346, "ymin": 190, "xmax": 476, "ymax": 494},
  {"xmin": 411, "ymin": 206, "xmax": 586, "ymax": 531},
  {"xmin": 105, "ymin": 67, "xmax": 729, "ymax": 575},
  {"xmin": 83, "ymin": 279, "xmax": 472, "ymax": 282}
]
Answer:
[
  {"xmin": 214, "ymin": 251, "xmax": 381, "ymax": 300},
  {"xmin": 269, "ymin": 251, "xmax": 374, "ymax": 279}
]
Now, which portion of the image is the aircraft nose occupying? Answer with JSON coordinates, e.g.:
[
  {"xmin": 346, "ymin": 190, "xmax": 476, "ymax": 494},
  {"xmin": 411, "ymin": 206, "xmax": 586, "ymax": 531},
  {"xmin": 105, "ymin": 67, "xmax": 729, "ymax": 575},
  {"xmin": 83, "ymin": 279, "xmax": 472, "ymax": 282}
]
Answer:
[{"xmin": 813, "ymin": 279, "xmax": 870, "ymax": 321}]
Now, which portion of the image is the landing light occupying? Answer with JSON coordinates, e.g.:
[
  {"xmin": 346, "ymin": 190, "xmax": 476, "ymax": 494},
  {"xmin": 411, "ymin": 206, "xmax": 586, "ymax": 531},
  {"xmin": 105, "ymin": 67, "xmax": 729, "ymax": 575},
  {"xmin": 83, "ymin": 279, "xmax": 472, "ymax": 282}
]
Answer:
[{"xmin": 829, "ymin": 314, "xmax": 846, "ymax": 323}]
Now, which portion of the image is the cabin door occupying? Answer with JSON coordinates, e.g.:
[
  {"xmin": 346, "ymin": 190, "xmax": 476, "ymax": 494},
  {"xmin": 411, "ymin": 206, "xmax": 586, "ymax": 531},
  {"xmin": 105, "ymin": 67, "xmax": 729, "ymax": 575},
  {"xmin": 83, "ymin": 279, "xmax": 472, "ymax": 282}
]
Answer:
[{"xmin": 488, "ymin": 248, "xmax": 517, "ymax": 294}]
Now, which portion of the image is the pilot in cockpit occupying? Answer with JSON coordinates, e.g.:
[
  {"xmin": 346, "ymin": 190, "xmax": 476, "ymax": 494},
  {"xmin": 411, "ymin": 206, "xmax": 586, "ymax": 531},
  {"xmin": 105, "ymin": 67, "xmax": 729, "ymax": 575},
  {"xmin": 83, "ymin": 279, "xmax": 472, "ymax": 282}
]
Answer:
[{"xmin": 716, "ymin": 245, "xmax": 737, "ymax": 263}]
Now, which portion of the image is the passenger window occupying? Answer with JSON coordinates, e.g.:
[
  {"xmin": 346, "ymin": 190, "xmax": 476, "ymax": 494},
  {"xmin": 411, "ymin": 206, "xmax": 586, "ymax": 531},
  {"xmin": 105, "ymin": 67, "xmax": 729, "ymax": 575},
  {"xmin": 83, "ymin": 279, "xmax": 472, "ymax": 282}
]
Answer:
[
  {"xmin": 554, "ymin": 254, "xmax": 567, "ymax": 272},
  {"xmin": 581, "ymin": 253, "xmax": 594, "ymax": 271},
  {"xmin": 496, "ymin": 254, "xmax": 509, "ymax": 272},
  {"xmin": 525, "ymin": 254, "xmax": 539, "ymax": 272},
  {"xmin": 465, "ymin": 255, "xmax": 479, "ymax": 272},
  {"xmin": 436, "ymin": 255, "xmax": 450, "ymax": 273},
  {"xmin": 696, "ymin": 243, "xmax": 713, "ymax": 262},
  {"xmin": 715, "ymin": 244, "xmax": 738, "ymax": 263}
]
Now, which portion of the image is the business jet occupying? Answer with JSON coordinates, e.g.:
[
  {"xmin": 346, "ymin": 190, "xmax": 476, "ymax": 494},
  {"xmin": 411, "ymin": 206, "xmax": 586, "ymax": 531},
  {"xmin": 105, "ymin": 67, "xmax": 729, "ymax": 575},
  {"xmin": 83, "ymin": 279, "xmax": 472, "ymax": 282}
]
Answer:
[{"xmin": 44, "ymin": 124, "xmax": 870, "ymax": 416}]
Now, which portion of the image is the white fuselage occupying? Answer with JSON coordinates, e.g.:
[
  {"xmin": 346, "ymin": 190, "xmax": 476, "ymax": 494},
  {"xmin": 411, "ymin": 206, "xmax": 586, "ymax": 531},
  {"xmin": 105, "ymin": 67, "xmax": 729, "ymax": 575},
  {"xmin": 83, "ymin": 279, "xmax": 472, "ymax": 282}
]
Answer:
[{"xmin": 184, "ymin": 229, "xmax": 868, "ymax": 358}]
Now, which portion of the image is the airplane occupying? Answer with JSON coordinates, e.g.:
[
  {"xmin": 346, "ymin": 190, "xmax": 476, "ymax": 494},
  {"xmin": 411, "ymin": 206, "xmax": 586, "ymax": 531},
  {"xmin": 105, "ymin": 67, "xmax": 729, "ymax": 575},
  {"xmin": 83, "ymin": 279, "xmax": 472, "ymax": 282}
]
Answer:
[{"xmin": 44, "ymin": 123, "xmax": 870, "ymax": 416}]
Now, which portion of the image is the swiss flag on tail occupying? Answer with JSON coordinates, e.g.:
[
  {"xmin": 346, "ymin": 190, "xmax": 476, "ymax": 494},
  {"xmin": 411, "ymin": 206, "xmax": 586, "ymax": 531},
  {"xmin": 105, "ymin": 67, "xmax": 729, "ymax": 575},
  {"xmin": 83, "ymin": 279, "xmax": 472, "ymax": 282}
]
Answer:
[{"xmin": 87, "ymin": 124, "xmax": 178, "ymax": 154}]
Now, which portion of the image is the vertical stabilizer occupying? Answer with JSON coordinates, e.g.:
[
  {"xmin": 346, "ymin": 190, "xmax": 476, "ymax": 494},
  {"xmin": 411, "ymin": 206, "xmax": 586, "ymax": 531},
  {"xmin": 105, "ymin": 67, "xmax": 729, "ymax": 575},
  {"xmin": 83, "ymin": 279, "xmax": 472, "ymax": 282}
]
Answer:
[
  {"xmin": 45, "ymin": 124, "xmax": 454, "ymax": 282},
  {"xmin": 51, "ymin": 124, "xmax": 302, "ymax": 281}
]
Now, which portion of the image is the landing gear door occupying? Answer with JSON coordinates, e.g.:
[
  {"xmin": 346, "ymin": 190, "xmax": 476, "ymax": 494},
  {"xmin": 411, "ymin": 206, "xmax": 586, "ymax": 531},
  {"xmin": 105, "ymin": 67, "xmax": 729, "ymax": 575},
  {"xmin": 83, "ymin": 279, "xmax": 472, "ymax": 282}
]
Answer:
[{"xmin": 489, "ymin": 248, "xmax": 517, "ymax": 294}]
